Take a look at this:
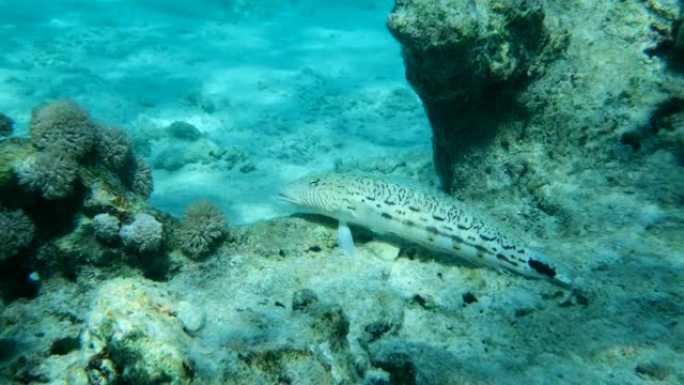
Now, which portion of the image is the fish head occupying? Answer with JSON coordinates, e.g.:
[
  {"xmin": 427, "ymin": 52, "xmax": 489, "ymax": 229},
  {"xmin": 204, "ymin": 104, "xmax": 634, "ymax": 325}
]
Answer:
[{"xmin": 278, "ymin": 173, "xmax": 352, "ymax": 218}]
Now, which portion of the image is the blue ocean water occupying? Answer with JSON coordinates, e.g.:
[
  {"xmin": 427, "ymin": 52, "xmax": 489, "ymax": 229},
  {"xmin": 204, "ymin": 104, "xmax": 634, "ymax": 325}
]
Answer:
[
  {"xmin": 1, "ymin": 1, "xmax": 683, "ymax": 384},
  {"xmin": 0, "ymin": 0, "xmax": 430, "ymax": 223}
]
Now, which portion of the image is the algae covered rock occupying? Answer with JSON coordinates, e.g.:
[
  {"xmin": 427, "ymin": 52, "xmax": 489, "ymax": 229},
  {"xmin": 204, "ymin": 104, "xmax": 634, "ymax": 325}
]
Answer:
[
  {"xmin": 167, "ymin": 121, "xmax": 201, "ymax": 141},
  {"xmin": 224, "ymin": 290, "xmax": 360, "ymax": 385},
  {"xmin": 82, "ymin": 278, "xmax": 194, "ymax": 385},
  {"xmin": 387, "ymin": 0, "xmax": 564, "ymax": 187},
  {"xmin": 388, "ymin": 0, "xmax": 554, "ymax": 103}
]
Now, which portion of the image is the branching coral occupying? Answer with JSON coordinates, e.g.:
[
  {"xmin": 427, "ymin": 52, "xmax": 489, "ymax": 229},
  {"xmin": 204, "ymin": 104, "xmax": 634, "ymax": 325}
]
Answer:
[{"xmin": 175, "ymin": 200, "xmax": 227, "ymax": 258}]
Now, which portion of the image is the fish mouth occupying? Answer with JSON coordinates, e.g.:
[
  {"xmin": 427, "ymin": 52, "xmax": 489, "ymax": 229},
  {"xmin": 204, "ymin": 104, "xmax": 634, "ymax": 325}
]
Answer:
[{"xmin": 277, "ymin": 191, "xmax": 299, "ymax": 204}]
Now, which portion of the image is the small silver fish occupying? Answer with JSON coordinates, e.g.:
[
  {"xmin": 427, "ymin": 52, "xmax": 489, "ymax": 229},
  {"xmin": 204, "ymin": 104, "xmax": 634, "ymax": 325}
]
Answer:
[{"xmin": 280, "ymin": 173, "xmax": 575, "ymax": 288}]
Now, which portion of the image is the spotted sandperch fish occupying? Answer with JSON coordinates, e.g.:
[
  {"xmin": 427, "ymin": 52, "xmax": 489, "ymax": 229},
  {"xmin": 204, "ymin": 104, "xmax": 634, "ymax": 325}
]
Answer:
[{"xmin": 279, "ymin": 173, "xmax": 574, "ymax": 288}]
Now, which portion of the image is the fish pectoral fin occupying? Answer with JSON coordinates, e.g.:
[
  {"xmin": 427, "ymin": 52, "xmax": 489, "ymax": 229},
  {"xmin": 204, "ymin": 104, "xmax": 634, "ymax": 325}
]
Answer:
[{"xmin": 337, "ymin": 221, "xmax": 356, "ymax": 257}]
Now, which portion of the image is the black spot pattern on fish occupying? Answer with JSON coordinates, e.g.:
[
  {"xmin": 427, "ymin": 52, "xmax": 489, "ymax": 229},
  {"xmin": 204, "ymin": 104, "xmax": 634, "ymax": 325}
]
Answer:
[
  {"xmin": 450, "ymin": 235, "xmax": 464, "ymax": 244},
  {"xmin": 496, "ymin": 253, "xmax": 518, "ymax": 266},
  {"xmin": 396, "ymin": 188, "xmax": 407, "ymax": 202},
  {"xmin": 480, "ymin": 233, "xmax": 497, "ymax": 241},
  {"xmin": 432, "ymin": 214, "xmax": 445, "ymax": 222},
  {"xmin": 500, "ymin": 239, "xmax": 517, "ymax": 250},
  {"xmin": 298, "ymin": 174, "xmax": 561, "ymax": 283},
  {"xmin": 528, "ymin": 259, "xmax": 557, "ymax": 278},
  {"xmin": 474, "ymin": 244, "xmax": 489, "ymax": 253}
]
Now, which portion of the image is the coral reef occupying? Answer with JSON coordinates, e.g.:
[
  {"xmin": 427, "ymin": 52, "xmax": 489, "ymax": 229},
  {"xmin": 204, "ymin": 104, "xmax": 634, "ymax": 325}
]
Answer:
[
  {"xmin": 0, "ymin": 101, "xmax": 175, "ymax": 299},
  {"xmin": 95, "ymin": 125, "xmax": 133, "ymax": 171},
  {"xmin": 15, "ymin": 150, "xmax": 80, "ymax": 200},
  {"xmin": 174, "ymin": 200, "xmax": 228, "ymax": 259},
  {"xmin": 119, "ymin": 213, "xmax": 163, "ymax": 253},
  {"xmin": 0, "ymin": 112, "xmax": 13, "ymax": 137},
  {"xmin": 387, "ymin": 1, "xmax": 684, "ymax": 241},
  {"xmin": 78, "ymin": 276, "xmax": 361, "ymax": 384},
  {"xmin": 0, "ymin": 209, "xmax": 35, "ymax": 261},
  {"xmin": 387, "ymin": 0, "xmax": 562, "ymax": 187},
  {"xmin": 29, "ymin": 100, "xmax": 96, "ymax": 159},
  {"xmin": 82, "ymin": 279, "xmax": 194, "ymax": 385},
  {"xmin": 129, "ymin": 156, "xmax": 154, "ymax": 199},
  {"xmin": 92, "ymin": 213, "xmax": 121, "ymax": 244},
  {"xmin": 1, "ymin": 3, "xmax": 683, "ymax": 385}
]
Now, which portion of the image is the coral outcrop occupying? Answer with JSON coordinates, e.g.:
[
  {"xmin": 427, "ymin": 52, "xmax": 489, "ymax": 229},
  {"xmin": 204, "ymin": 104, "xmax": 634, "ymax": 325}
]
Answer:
[
  {"xmin": 82, "ymin": 279, "xmax": 195, "ymax": 385},
  {"xmin": 0, "ymin": 101, "xmax": 228, "ymax": 301},
  {"xmin": 388, "ymin": 1, "xmax": 684, "ymax": 242},
  {"xmin": 388, "ymin": 0, "xmax": 563, "ymax": 187}
]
